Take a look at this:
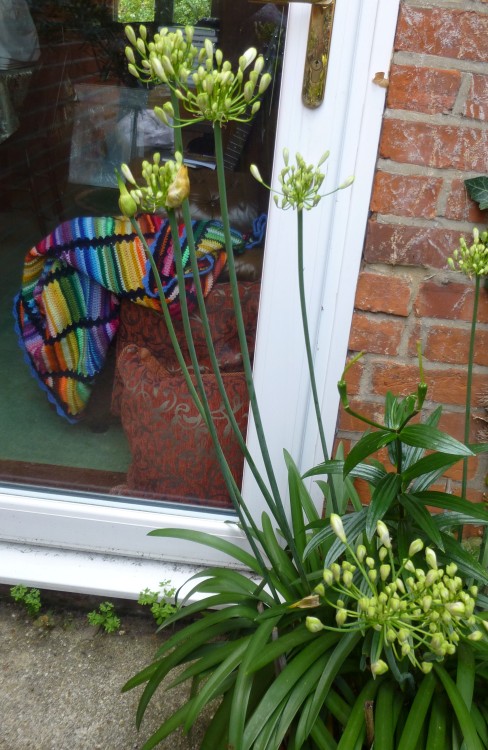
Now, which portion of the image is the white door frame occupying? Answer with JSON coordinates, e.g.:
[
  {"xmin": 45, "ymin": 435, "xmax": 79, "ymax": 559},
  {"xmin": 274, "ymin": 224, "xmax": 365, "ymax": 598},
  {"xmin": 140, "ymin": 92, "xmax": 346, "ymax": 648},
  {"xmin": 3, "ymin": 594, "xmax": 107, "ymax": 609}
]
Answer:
[{"xmin": 0, "ymin": 0, "xmax": 400, "ymax": 598}]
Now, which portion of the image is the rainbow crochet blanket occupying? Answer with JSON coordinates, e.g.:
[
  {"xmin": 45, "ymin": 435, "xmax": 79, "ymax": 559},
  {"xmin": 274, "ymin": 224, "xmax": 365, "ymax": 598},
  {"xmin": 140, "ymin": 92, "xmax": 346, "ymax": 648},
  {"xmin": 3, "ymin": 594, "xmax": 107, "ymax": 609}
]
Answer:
[{"xmin": 14, "ymin": 214, "xmax": 247, "ymax": 422}]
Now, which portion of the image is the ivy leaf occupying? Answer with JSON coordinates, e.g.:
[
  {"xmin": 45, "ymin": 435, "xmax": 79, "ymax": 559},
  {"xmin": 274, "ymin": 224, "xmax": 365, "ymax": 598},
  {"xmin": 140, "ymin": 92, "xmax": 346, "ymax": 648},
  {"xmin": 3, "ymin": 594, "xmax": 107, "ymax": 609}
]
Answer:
[{"xmin": 465, "ymin": 176, "xmax": 488, "ymax": 211}]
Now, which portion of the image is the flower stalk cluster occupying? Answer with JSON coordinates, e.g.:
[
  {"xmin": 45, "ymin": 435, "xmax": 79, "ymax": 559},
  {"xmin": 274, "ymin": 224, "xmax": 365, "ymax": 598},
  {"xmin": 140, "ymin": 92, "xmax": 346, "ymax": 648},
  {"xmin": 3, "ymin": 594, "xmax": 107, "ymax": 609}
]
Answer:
[
  {"xmin": 305, "ymin": 515, "xmax": 488, "ymax": 678},
  {"xmin": 251, "ymin": 149, "xmax": 354, "ymax": 211},
  {"xmin": 117, "ymin": 152, "xmax": 189, "ymax": 216},
  {"xmin": 124, "ymin": 24, "xmax": 197, "ymax": 87},
  {"xmin": 448, "ymin": 227, "xmax": 488, "ymax": 278},
  {"xmin": 125, "ymin": 23, "xmax": 271, "ymax": 126}
]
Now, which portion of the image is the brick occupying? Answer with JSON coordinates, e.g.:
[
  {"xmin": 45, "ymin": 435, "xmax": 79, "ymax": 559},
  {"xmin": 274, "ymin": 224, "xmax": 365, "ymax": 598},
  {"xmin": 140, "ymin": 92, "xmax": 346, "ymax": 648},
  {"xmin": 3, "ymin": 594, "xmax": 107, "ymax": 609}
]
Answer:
[
  {"xmin": 370, "ymin": 172, "xmax": 442, "ymax": 219},
  {"xmin": 342, "ymin": 356, "xmax": 363, "ymax": 395},
  {"xmin": 355, "ymin": 271, "xmax": 411, "ymax": 316},
  {"xmin": 438, "ymin": 410, "xmax": 480, "ymax": 443},
  {"xmin": 425, "ymin": 324, "xmax": 488, "ymax": 367},
  {"xmin": 364, "ymin": 220, "xmax": 462, "ymax": 269},
  {"xmin": 414, "ymin": 280, "xmax": 488, "ymax": 323},
  {"xmin": 337, "ymin": 399, "xmax": 385, "ymax": 433},
  {"xmin": 371, "ymin": 361, "xmax": 487, "ymax": 406},
  {"xmin": 464, "ymin": 74, "xmax": 488, "ymax": 121},
  {"xmin": 380, "ymin": 120, "xmax": 488, "ymax": 172},
  {"xmin": 349, "ymin": 312, "xmax": 403, "ymax": 355},
  {"xmin": 444, "ymin": 178, "xmax": 486, "ymax": 223},
  {"xmin": 395, "ymin": 6, "xmax": 488, "ymax": 63},
  {"xmin": 387, "ymin": 64, "xmax": 462, "ymax": 115}
]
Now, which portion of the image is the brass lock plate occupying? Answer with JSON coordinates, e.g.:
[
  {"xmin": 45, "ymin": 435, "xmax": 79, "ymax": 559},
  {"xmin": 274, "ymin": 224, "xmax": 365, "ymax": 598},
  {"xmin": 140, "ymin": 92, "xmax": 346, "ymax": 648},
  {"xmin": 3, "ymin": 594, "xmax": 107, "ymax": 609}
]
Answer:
[{"xmin": 302, "ymin": 0, "xmax": 336, "ymax": 108}]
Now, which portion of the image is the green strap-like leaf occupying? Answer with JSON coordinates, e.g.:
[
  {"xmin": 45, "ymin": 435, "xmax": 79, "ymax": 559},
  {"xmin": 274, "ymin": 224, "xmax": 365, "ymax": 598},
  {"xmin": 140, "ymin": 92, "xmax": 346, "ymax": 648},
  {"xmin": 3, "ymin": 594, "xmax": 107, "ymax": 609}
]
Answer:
[
  {"xmin": 415, "ymin": 490, "xmax": 488, "ymax": 522},
  {"xmin": 365, "ymin": 473, "xmax": 402, "ymax": 540},
  {"xmin": 398, "ymin": 493, "xmax": 444, "ymax": 550},
  {"xmin": 396, "ymin": 671, "xmax": 437, "ymax": 750},
  {"xmin": 228, "ymin": 616, "xmax": 280, "ymax": 750},
  {"xmin": 296, "ymin": 630, "xmax": 363, "ymax": 746},
  {"xmin": 303, "ymin": 459, "xmax": 387, "ymax": 487},
  {"xmin": 242, "ymin": 633, "xmax": 339, "ymax": 749},
  {"xmin": 433, "ymin": 664, "xmax": 484, "ymax": 750},
  {"xmin": 183, "ymin": 640, "xmax": 249, "ymax": 731},
  {"xmin": 402, "ymin": 451, "xmax": 464, "ymax": 485},
  {"xmin": 399, "ymin": 424, "xmax": 474, "ymax": 456},
  {"xmin": 336, "ymin": 678, "xmax": 382, "ymax": 750},
  {"xmin": 344, "ymin": 431, "xmax": 397, "ymax": 476},
  {"xmin": 285, "ymin": 450, "xmax": 321, "ymax": 524},
  {"xmin": 438, "ymin": 532, "xmax": 488, "ymax": 585},
  {"xmin": 148, "ymin": 528, "xmax": 262, "ymax": 574},
  {"xmin": 303, "ymin": 508, "xmax": 367, "ymax": 562}
]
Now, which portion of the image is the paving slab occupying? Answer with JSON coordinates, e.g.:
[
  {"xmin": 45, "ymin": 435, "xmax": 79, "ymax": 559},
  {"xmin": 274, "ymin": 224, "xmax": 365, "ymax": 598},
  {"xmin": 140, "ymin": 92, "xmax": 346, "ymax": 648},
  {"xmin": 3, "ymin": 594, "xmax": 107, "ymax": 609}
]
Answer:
[{"xmin": 0, "ymin": 588, "xmax": 212, "ymax": 750}]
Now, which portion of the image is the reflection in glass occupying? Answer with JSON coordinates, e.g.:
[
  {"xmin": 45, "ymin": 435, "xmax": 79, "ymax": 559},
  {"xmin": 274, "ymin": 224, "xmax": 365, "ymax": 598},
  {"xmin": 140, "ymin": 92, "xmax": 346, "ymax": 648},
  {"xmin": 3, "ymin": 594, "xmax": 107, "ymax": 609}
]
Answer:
[{"xmin": 0, "ymin": 0, "xmax": 287, "ymax": 508}]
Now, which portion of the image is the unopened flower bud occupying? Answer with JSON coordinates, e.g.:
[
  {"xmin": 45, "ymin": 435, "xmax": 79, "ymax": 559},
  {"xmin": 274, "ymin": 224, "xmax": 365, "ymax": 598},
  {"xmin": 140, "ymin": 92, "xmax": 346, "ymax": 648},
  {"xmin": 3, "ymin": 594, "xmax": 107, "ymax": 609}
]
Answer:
[
  {"xmin": 323, "ymin": 568, "xmax": 333, "ymax": 587},
  {"xmin": 356, "ymin": 544, "xmax": 366, "ymax": 563},
  {"xmin": 306, "ymin": 616, "xmax": 325, "ymax": 633},
  {"xmin": 125, "ymin": 25, "xmax": 137, "ymax": 46},
  {"xmin": 336, "ymin": 608, "xmax": 348, "ymax": 626},
  {"xmin": 408, "ymin": 539, "xmax": 424, "ymax": 557},
  {"xmin": 371, "ymin": 660, "xmax": 389, "ymax": 677},
  {"xmin": 376, "ymin": 521, "xmax": 391, "ymax": 549},
  {"xmin": 425, "ymin": 548, "xmax": 437, "ymax": 570},
  {"xmin": 330, "ymin": 514, "xmax": 347, "ymax": 543},
  {"xmin": 421, "ymin": 662, "xmax": 433, "ymax": 674},
  {"xmin": 380, "ymin": 565, "xmax": 391, "ymax": 581}
]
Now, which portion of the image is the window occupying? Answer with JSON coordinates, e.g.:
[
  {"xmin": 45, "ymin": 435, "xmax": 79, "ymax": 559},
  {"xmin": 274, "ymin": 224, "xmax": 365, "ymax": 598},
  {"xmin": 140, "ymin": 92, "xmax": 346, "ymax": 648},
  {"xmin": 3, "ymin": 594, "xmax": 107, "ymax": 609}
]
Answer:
[{"xmin": 0, "ymin": 0, "xmax": 400, "ymax": 597}]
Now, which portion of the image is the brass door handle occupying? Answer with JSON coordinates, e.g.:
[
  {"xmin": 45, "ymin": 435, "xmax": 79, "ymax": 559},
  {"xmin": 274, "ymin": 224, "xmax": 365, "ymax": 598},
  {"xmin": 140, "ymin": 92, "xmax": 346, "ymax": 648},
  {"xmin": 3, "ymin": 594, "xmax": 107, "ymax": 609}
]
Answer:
[
  {"xmin": 248, "ymin": 0, "xmax": 336, "ymax": 108},
  {"xmin": 302, "ymin": 0, "xmax": 336, "ymax": 108}
]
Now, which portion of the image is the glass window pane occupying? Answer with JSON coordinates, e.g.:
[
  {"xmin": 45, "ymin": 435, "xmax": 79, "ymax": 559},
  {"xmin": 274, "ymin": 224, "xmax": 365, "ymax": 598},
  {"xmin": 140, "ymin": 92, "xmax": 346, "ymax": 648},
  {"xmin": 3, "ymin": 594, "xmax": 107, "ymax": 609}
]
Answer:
[{"xmin": 0, "ymin": 0, "xmax": 287, "ymax": 510}]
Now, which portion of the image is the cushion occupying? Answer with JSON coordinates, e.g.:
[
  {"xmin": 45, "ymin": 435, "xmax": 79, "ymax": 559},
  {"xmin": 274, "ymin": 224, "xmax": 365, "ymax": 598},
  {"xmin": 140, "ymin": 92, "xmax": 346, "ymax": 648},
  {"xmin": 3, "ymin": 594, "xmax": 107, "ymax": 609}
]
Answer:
[
  {"xmin": 111, "ymin": 280, "xmax": 260, "ymax": 415},
  {"xmin": 113, "ymin": 344, "xmax": 249, "ymax": 508}
]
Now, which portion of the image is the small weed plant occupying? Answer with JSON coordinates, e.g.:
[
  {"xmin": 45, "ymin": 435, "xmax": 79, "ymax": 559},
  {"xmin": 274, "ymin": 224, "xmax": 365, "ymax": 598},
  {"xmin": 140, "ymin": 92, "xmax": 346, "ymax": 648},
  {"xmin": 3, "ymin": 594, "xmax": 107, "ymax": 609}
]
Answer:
[
  {"xmin": 87, "ymin": 601, "xmax": 121, "ymax": 633},
  {"xmin": 138, "ymin": 580, "xmax": 176, "ymax": 625},
  {"xmin": 10, "ymin": 585, "xmax": 42, "ymax": 617}
]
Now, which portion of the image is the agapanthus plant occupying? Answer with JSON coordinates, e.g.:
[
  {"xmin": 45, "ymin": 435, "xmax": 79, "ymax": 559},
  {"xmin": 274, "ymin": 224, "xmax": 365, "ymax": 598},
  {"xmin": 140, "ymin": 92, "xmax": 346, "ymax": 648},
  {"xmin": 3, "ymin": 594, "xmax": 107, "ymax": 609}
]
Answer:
[
  {"xmin": 305, "ymin": 516, "xmax": 488, "ymax": 678},
  {"xmin": 116, "ymin": 25, "xmax": 488, "ymax": 750}
]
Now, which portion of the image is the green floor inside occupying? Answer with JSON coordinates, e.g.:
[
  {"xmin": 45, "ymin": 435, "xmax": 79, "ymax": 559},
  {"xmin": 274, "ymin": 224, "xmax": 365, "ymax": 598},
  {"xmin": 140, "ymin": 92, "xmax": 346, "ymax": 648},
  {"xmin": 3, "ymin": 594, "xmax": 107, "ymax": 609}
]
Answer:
[{"xmin": 0, "ymin": 203, "xmax": 131, "ymax": 475}]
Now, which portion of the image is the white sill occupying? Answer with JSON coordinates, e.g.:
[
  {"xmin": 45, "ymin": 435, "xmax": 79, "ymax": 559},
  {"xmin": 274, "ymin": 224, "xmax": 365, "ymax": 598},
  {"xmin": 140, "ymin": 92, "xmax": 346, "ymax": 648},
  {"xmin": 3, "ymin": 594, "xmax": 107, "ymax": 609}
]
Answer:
[{"xmin": 0, "ymin": 541, "xmax": 202, "ymax": 601}]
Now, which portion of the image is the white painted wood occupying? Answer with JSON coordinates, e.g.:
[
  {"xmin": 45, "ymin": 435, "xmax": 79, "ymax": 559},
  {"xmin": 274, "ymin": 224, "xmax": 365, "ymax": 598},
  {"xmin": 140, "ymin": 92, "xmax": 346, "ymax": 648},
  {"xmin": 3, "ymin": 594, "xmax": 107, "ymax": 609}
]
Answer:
[{"xmin": 0, "ymin": 0, "xmax": 401, "ymax": 594}]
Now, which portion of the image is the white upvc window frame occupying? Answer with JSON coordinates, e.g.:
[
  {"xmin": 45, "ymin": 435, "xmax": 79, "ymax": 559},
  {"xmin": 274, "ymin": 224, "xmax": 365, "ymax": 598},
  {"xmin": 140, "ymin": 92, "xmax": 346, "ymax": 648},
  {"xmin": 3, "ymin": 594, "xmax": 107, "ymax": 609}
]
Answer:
[{"xmin": 0, "ymin": 0, "xmax": 400, "ymax": 598}]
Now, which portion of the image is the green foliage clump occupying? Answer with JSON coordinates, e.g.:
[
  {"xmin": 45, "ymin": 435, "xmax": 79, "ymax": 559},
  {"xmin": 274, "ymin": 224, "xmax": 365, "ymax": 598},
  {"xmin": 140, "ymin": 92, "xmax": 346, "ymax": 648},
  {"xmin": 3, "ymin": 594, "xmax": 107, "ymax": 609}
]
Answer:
[
  {"xmin": 87, "ymin": 601, "xmax": 121, "ymax": 633},
  {"xmin": 10, "ymin": 585, "xmax": 42, "ymax": 617},
  {"xmin": 138, "ymin": 580, "xmax": 176, "ymax": 625},
  {"xmin": 173, "ymin": 0, "xmax": 211, "ymax": 25}
]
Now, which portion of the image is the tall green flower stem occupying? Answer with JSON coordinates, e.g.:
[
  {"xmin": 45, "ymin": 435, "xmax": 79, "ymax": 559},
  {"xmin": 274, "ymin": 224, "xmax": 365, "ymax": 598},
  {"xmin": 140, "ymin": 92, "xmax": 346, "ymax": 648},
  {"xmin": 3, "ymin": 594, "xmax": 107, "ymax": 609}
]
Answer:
[
  {"xmin": 462, "ymin": 274, "xmax": 480, "ymax": 499},
  {"xmin": 213, "ymin": 123, "xmax": 304, "ymax": 571},
  {"xmin": 129, "ymin": 215, "xmax": 279, "ymax": 600},
  {"xmin": 165, "ymin": 98, "xmax": 308, "ymax": 583},
  {"xmin": 448, "ymin": 227, "xmax": 488, "ymax": 556},
  {"xmin": 297, "ymin": 208, "xmax": 338, "ymax": 514},
  {"xmin": 168, "ymin": 92, "xmax": 289, "ymax": 537}
]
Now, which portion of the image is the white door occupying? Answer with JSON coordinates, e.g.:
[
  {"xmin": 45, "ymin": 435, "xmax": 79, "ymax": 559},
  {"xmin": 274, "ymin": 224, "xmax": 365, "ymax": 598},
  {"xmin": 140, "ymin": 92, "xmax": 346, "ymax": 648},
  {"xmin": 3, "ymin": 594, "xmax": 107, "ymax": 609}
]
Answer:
[{"xmin": 0, "ymin": 0, "xmax": 400, "ymax": 598}]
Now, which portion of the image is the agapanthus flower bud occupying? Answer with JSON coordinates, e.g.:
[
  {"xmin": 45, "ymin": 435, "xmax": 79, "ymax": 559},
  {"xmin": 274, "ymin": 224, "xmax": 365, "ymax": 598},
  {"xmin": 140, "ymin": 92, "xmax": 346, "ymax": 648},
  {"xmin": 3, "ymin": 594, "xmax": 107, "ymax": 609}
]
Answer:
[
  {"xmin": 408, "ymin": 539, "xmax": 424, "ymax": 557},
  {"xmin": 371, "ymin": 660, "xmax": 389, "ymax": 677},
  {"xmin": 421, "ymin": 662, "xmax": 433, "ymax": 674},
  {"xmin": 425, "ymin": 548, "xmax": 437, "ymax": 570},
  {"xmin": 376, "ymin": 520, "xmax": 391, "ymax": 549},
  {"xmin": 306, "ymin": 616, "xmax": 325, "ymax": 633},
  {"xmin": 323, "ymin": 568, "xmax": 333, "ymax": 586},
  {"xmin": 329, "ymin": 514, "xmax": 346, "ymax": 543},
  {"xmin": 336, "ymin": 608, "xmax": 348, "ymax": 626}
]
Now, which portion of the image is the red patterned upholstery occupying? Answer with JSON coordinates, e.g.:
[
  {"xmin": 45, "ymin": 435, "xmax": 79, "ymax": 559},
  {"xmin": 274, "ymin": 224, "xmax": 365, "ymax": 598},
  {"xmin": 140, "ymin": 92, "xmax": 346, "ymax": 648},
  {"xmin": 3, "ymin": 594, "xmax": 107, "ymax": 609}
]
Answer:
[{"xmin": 112, "ymin": 281, "xmax": 260, "ymax": 507}]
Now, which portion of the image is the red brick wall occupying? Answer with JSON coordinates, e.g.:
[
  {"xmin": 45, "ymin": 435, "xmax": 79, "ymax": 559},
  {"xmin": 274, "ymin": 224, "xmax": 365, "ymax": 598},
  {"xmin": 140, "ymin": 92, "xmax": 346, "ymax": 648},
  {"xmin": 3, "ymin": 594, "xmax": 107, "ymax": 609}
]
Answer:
[{"xmin": 337, "ymin": 0, "xmax": 488, "ymax": 508}]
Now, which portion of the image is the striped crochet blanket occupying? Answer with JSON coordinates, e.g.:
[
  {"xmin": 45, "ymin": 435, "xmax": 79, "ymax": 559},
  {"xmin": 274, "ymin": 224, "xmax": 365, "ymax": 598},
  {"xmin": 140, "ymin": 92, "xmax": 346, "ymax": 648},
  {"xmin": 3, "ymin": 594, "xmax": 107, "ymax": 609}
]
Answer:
[{"xmin": 14, "ymin": 214, "xmax": 247, "ymax": 422}]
